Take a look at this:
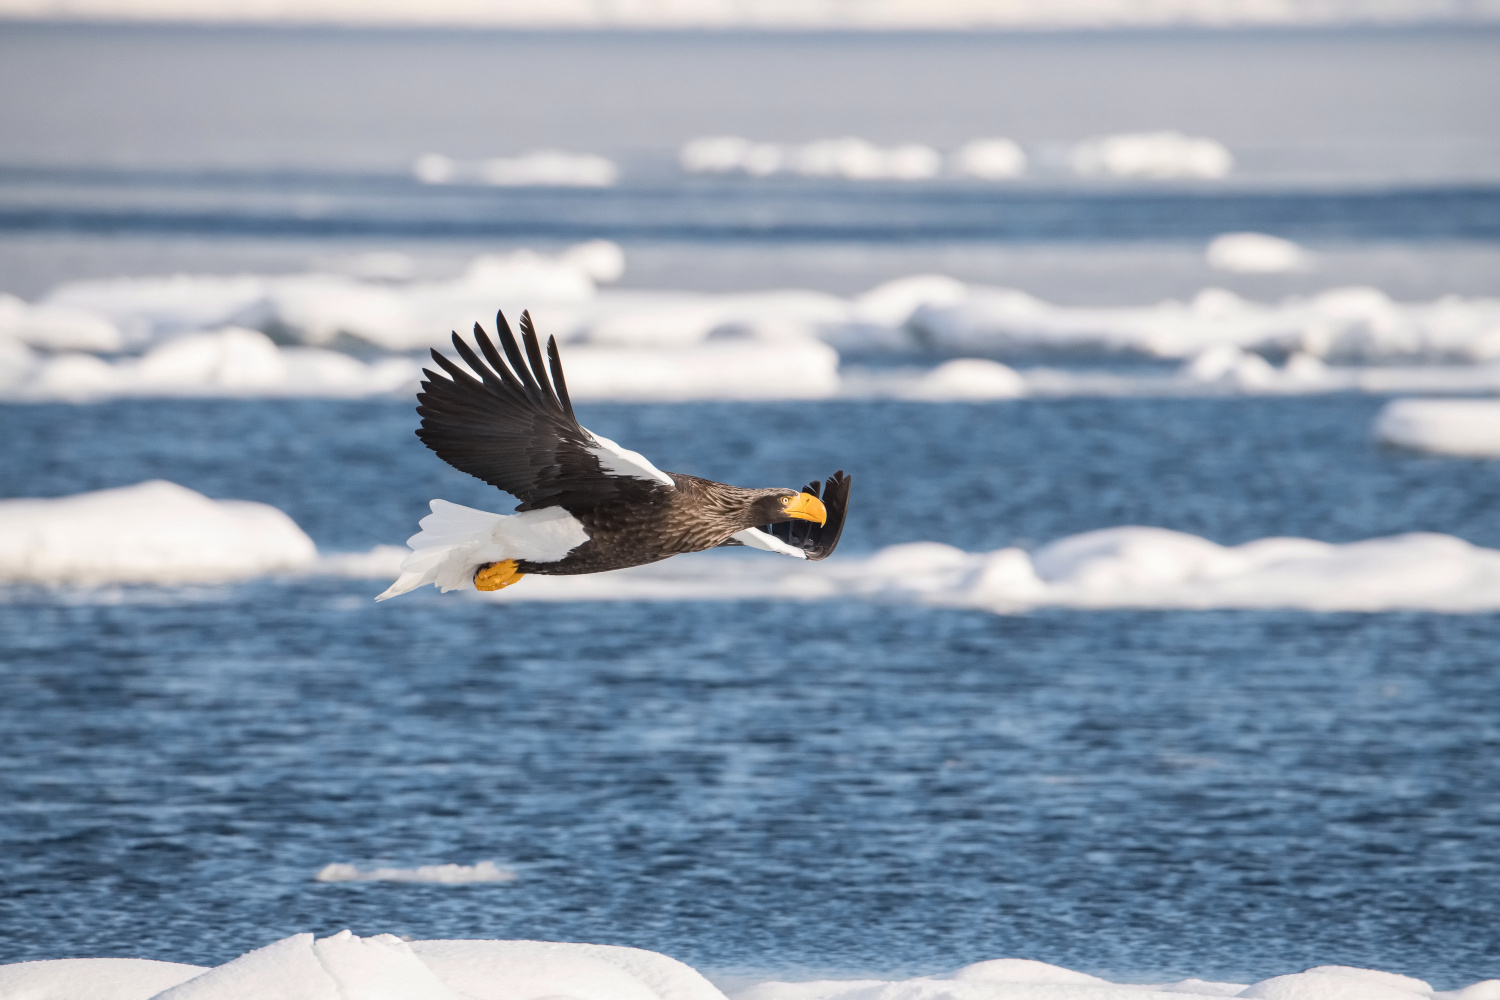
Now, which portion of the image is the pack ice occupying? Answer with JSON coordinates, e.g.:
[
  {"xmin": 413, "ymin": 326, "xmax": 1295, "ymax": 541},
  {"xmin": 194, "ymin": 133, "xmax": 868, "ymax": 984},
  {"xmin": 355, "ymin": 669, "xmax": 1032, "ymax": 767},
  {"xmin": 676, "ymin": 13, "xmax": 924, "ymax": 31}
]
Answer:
[
  {"xmin": 3, "ymin": 932, "xmax": 1498, "ymax": 1000},
  {"xmin": 0, "ymin": 481, "xmax": 316, "ymax": 585},
  {"xmin": 8, "ymin": 242, "xmax": 1500, "ymax": 402}
]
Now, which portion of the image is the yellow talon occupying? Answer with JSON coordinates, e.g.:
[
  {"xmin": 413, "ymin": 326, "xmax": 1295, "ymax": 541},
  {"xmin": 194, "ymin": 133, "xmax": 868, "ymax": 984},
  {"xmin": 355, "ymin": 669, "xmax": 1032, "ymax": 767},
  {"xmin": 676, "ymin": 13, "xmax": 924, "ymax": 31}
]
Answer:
[{"xmin": 474, "ymin": 559, "xmax": 525, "ymax": 591}]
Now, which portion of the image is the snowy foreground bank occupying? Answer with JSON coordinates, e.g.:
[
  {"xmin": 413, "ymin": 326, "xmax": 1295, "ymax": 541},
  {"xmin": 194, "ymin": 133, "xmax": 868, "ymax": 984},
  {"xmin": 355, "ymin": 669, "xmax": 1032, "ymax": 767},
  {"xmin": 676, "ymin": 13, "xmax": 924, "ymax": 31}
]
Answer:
[
  {"xmin": 8, "ymin": 483, "xmax": 1500, "ymax": 613},
  {"xmin": 2, "ymin": 932, "xmax": 1496, "ymax": 1000},
  {"xmin": 7, "ymin": 242, "xmax": 1500, "ymax": 401}
]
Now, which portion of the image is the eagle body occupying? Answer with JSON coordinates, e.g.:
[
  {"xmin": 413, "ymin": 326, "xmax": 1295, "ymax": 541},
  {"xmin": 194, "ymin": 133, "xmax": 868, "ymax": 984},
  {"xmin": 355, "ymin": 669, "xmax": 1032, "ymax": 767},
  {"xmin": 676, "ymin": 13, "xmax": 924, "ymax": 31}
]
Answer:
[
  {"xmin": 377, "ymin": 311, "xmax": 850, "ymax": 601},
  {"xmin": 517, "ymin": 475, "xmax": 802, "ymax": 576}
]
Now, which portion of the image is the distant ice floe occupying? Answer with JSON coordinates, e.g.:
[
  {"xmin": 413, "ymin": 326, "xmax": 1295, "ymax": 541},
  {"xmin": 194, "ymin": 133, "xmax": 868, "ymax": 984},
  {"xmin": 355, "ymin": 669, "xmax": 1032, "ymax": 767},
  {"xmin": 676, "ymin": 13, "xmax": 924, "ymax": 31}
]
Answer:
[
  {"xmin": 1070, "ymin": 131, "xmax": 1234, "ymax": 180},
  {"xmin": 1207, "ymin": 232, "xmax": 1311, "ymax": 273},
  {"xmin": 0, "ymin": 481, "xmax": 316, "ymax": 586},
  {"xmin": 413, "ymin": 151, "xmax": 619, "ymax": 187},
  {"xmin": 1375, "ymin": 398, "xmax": 1500, "ymax": 457},
  {"xmin": 15, "ymin": 327, "xmax": 421, "ymax": 401},
  {"xmin": 949, "ymin": 138, "xmax": 1029, "ymax": 180},
  {"xmin": 681, "ymin": 132, "xmax": 1232, "ymax": 181},
  {"xmin": 315, "ymin": 861, "xmax": 515, "ymax": 884},
  {"xmin": 10, "ymin": 241, "xmax": 1500, "ymax": 402},
  {"xmin": 5, "ymin": 933, "xmax": 1498, "ymax": 1000},
  {"xmin": 681, "ymin": 136, "xmax": 946, "ymax": 181}
]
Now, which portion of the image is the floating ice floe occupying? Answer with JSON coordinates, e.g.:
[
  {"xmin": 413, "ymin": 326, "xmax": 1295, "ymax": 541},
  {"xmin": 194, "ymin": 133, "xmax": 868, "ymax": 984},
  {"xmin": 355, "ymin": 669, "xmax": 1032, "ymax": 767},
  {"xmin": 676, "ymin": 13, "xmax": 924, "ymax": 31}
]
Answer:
[
  {"xmin": 5, "ymin": 933, "xmax": 1498, "ymax": 1000},
  {"xmin": 1207, "ymin": 233, "xmax": 1311, "ymax": 273},
  {"xmin": 413, "ymin": 151, "xmax": 619, "ymax": 187},
  {"xmin": 0, "ymin": 481, "xmax": 317, "ymax": 586},
  {"xmin": 905, "ymin": 284, "xmax": 1500, "ymax": 365},
  {"xmin": 1070, "ymin": 131, "xmax": 1234, "ymax": 180},
  {"xmin": 440, "ymin": 527, "xmax": 1500, "ymax": 614},
  {"xmin": 1375, "ymin": 398, "xmax": 1500, "ymax": 457},
  {"xmin": 12, "ymin": 327, "xmax": 422, "ymax": 401},
  {"xmin": 681, "ymin": 136, "xmax": 944, "ymax": 181},
  {"xmin": 12, "ymin": 483, "xmax": 1500, "ymax": 613},
  {"xmin": 949, "ymin": 138, "xmax": 1028, "ymax": 180},
  {"xmin": 13, "ymin": 247, "xmax": 1500, "ymax": 401},
  {"xmin": 315, "ymin": 861, "xmax": 516, "ymax": 884}
]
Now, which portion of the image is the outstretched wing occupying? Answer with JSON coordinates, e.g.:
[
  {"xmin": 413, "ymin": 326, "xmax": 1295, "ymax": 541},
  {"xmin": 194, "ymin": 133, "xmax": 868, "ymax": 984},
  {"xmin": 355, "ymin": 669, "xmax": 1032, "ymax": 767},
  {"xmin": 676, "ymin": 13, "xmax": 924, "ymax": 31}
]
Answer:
[{"xmin": 416, "ymin": 310, "xmax": 674, "ymax": 512}]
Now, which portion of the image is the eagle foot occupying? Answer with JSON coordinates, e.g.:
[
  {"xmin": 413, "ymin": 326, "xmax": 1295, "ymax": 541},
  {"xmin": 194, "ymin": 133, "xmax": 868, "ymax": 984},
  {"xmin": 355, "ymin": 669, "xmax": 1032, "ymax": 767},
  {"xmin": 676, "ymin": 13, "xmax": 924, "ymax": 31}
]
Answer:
[{"xmin": 474, "ymin": 559, "xmax": 525, "ymax": 591}]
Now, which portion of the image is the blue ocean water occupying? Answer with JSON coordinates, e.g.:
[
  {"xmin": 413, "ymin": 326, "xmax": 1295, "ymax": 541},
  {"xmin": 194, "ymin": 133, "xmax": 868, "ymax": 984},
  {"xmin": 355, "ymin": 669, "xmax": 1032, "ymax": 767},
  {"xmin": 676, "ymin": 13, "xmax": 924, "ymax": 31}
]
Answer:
[
  {"xmin": 3, "ymin": 22, "xmax": 1500, "ymax": 990},
  {"xmin": 1, "ymin": 397, "xmax": 1499, "ymax": 986}
]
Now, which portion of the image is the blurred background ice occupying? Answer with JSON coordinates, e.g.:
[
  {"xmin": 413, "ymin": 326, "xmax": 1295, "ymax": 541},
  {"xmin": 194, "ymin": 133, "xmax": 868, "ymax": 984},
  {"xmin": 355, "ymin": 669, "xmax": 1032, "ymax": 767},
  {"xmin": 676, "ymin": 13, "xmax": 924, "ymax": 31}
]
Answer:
[{"xmin": 2, "ymin": 3, "xmax": 1500, "ymax": 992}]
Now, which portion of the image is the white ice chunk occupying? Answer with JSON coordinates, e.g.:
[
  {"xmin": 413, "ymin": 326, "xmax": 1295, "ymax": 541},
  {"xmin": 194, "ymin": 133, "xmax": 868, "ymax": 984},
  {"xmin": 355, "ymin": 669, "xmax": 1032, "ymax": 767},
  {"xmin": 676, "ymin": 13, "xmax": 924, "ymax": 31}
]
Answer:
[
  {"xmin": 562, "ymin": 239, "xmax": 627, "ymax": 283},
  {"xmin": 680, "ymin": 136, "xmax": 941, "ymax": 181},
  {"xmin": 137, "ymin": 326, "xmax": 287, "ymax": 389},
  {"xmin": 479, "ymin": 150, "xmax": 618, "ymax": 187},
  {"xmin": 1240, "ymin": 965, "xmax": 1431, "ymax": 999},
  {"xmin": 413, "ymin": 151, "xmax": 617, "ymax": 187},
  {"xmin": 315, "ymin": 861, "xmax": 516, "ymax": 884},
  {"xmin": 0, "ymin": 958, "xmax": 205, "ymax": 1000},
  {"xmin": 4, "ymin": 939, "xmax": 1493, "ymax": 1000},
  {"xmin": 855, "ymin": 275, "xmax": 969, "ymax": 327},
  {"xmin": 1374, "ymin": 398, "xmax": 1500, "ymax": 457},
  {"xmin": 0, "ymin": 481, "xmax": 317, "ymax": 586},
  {"xmin": 411, "ymin": 940, "xmax": 728, "ymax": 1000},
  {"xmin": 951, "ymin": 958, "xmax": 1110, "ymax": 984},
  {"xmin": 905, "ymin": 358, "xmax": 1027, "ymax": 400},
  {"xmin": 1071, "ymin": 131, "xmax": 1233, "ymax": 180},
  {"xmin": 152, "ymin": 934, "xmax": 338, "ymax": 1000},
  {"xmin": 949, "ymin": 139, "xmax": 1027, "ymax": 180},
  {"xmin": 0, "ymin": 292, "xmax": 123, "ymax": 351},
  {"xmin": 1206, "ymin": 233, "xmax": 1310, "ymax": 273}
]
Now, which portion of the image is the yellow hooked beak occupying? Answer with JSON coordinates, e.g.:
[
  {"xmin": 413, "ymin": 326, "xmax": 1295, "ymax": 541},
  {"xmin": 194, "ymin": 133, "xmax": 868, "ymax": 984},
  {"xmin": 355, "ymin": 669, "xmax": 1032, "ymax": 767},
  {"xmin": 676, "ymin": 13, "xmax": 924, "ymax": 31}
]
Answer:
[{"xmin": 781, "ymin": 492, "xmax": 828, "ymax": 526}]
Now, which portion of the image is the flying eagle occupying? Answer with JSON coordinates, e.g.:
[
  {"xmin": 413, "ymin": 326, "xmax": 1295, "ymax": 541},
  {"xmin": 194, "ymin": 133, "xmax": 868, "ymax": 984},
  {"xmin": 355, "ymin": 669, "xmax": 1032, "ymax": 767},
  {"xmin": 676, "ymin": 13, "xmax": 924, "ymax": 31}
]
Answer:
[{"xmin": 377, "ymin": 311, "xmax": 850, "ymax": 600}]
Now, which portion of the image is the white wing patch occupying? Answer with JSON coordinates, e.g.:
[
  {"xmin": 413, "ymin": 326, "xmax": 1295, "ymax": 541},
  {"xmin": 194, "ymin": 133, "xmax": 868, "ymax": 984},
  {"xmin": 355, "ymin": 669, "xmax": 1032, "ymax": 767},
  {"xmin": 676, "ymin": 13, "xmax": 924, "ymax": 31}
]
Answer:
[
  {"xmin": 375, "ymin": 500, "xmax": 589, "ymax": 601},
  {"xmin": 732, "ymin": 527, "xmax": 808, "ymax": 560},
  {"xmin": 584, "ymin": 430, "xmax": 675, "ymax": 487}
]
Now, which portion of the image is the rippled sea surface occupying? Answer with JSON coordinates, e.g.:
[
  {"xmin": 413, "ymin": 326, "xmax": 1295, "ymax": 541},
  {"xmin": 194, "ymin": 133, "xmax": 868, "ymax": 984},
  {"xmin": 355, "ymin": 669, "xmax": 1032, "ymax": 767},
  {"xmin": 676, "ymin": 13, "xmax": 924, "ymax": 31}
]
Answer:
[{"xmin": 2, "ymin": 397, "xmax": 1499, "ymax": 986}]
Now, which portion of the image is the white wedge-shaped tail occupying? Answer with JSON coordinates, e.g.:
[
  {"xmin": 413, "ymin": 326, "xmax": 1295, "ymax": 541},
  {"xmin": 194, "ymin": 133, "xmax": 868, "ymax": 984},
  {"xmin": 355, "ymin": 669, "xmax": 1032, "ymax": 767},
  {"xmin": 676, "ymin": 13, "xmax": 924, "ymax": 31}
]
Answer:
[{"xmin": 375, "ymin": 500, "xmax": 589, "ymax": 601}]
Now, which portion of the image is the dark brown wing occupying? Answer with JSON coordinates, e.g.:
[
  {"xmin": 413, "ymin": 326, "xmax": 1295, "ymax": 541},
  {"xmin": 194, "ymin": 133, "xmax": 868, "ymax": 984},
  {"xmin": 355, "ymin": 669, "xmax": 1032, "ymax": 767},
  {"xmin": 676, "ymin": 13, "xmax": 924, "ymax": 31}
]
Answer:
[
  {"xmin": 416, "ymin": 310, "xmax": 671, "ymax": 512},
  {"xmin": 766, "ymin": 471, "xmax": 851, "ymax": 561}
]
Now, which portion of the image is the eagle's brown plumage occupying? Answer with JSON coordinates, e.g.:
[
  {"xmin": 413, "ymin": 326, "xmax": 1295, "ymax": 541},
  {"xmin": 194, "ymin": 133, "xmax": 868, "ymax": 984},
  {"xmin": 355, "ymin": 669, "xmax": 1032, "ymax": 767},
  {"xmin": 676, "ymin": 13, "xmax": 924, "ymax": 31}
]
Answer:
[{"xmin": 413, "ymin": 311, "xmax": 850, "ymax": 580}]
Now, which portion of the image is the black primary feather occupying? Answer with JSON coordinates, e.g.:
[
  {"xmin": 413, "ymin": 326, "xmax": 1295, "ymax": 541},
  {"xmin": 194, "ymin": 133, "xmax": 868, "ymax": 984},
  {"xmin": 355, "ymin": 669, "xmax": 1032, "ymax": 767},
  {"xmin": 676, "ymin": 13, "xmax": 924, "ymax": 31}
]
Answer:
[{"xmin": 415, "ymin": 309, "xmax": 667, "ymax": 513}]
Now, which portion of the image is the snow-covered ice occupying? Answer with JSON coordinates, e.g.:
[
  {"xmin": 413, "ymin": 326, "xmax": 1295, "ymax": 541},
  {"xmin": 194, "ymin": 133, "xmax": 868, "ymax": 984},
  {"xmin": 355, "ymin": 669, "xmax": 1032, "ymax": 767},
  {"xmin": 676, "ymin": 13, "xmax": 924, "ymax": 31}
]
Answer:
[
  {"xmin": 11, "ymin": 244, "xmax": 1500, "ymax": 401},
  {"xmin": 949, "ymin": 139, "xmax": 1028, "ymax": 180},
  {"xmin": 4, "ymin": 933, "xmax": 1498, "ymax": 1000},
  {"xmin": 680, "ymin": 136, "xmax": 943, "ymax": 181},
  {"xmin": 357, "ymin": 523, "xmax": 1500, "ymax": 614},
  {"xmin": 1207, "ymin": 233, "xmax": 1310, "ymax": 274},
  {"xmin": 1070, "ymin": 132, "xmax": 1234, "ymax": 180},
  {"xmin": 0, "ymin": 481, "xmax": 317, "ymax": 585},
  {"xmin": 314, "ymin": 861, "xmax": 516, "ymax": 884},
  {"xmin": 413, "ymin": 151, "xmax": 619, "ymax": 187},
  {"xmin": 14, "ymin": 481, "xmax": 1500, "ymax": 613},
  {"xmin": 1374, "ymin": 398, "xmax": 1500, "ymax": 457}
]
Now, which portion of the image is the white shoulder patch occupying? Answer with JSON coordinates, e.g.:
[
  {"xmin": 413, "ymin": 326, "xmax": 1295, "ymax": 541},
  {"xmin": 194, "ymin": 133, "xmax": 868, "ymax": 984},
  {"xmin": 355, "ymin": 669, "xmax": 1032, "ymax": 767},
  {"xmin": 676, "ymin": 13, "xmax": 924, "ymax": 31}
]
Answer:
[
  {"xmin": 732, "ymin": 527, "xmax": 808, "ymax": 560},
  {"xmin": 585, "ymin": 430, "xmax": 675, "ymax": 487}
]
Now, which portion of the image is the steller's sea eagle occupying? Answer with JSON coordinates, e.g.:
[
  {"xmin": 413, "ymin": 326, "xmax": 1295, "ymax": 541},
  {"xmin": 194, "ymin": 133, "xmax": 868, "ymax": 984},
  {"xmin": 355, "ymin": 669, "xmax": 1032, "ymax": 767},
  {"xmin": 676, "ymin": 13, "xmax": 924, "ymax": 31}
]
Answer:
[{"xmin": 377, "ymin": 310, "xmax": 850, "ymax": 600}]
